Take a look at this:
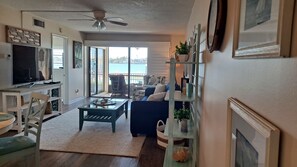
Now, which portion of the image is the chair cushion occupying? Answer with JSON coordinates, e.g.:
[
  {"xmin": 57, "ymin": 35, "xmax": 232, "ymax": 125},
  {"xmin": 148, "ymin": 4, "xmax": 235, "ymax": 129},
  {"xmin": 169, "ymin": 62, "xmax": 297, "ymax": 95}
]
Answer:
[{"xmin": 0, "ymin": 136, "xmax": 36, "ymax": 156}]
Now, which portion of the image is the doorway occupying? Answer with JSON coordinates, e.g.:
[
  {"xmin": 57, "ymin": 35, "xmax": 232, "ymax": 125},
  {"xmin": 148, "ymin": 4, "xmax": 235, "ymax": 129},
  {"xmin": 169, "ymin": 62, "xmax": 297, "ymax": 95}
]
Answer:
[{"xmin": 52, "ymin": 34, "xmax": 68, "ymax": 103}]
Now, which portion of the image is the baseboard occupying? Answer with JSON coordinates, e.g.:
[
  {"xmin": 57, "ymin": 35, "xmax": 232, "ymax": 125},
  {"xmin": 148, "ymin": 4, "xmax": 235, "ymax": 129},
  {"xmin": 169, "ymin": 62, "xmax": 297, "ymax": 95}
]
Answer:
[{"xmin": 68, "ymin": 97, "xmax": 85, "ymax": 104}]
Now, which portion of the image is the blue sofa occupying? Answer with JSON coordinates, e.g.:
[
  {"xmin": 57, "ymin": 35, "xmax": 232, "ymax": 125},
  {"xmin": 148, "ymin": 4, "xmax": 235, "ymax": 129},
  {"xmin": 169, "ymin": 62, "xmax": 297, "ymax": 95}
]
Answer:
[{"xmin": 130, "ymin": 85, "xmax": 183, "ymax": 137}]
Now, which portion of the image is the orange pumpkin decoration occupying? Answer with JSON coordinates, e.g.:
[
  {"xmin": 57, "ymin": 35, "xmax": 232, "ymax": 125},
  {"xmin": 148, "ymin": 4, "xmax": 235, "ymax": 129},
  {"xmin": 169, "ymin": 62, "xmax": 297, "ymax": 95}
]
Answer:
[{"xmin": 172, "ymin": 147, "xmax": 189, "ymax": 162}]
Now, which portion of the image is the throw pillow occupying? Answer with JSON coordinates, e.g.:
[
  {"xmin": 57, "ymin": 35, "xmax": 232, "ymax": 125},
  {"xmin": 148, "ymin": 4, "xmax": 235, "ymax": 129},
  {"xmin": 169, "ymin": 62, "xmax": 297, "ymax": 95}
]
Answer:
[
  {"xmin": 148, "ymin": 75, "xmax": 157, "ymax": 85},
  {"xmin": 147, "ymin": 92, "xmax": 166, "ymax": 101},
  {"xmin": 154, "ymin": 84, "xmax": 166, "ymax": 94}
]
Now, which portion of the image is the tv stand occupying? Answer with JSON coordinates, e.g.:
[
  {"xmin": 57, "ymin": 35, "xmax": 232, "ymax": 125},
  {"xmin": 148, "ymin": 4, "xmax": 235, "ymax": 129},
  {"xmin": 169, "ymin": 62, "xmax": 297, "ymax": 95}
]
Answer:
[
  {"xmin": 29, "ymin": 82, "xmax": 36, "ymax": 88},
  {"xmin": 0, "ymin": 83, "xmax": 62, "ymax": 133}
]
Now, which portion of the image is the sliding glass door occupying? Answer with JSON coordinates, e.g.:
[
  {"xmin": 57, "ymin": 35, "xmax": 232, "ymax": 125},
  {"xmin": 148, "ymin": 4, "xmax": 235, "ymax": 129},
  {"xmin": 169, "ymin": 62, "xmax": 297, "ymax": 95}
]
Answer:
[
  {"xmin": 108, "ymin": 47, "xmax": 147, "ymax": 98},
  {"xmin": 89, "ymin": 47, "xmax": 105, "ymax": 96}
]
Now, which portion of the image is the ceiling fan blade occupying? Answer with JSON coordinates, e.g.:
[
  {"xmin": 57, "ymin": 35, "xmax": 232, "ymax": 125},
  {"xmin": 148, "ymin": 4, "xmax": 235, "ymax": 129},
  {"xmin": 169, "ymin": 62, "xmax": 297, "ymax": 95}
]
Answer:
[
  {"xmin": 107, "ymin": 20, "xmax": 128, "ymax": 26},
  {"xmin": 82, "ymin": 14, "xmax": 96, "ymax": 20},
  {"xmin": 68, "ymin": 19, "xmax": 94, "ymax": 21},
  {"xmin": 105, "ymin": 17, "xmax": 124, "ymax": 22}
]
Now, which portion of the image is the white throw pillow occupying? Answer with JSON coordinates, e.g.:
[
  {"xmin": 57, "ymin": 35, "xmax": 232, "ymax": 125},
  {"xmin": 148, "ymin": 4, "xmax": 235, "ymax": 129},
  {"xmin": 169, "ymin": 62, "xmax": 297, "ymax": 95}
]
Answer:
[
  {"xmin": 147, "ymin": 92, "xmax": 166, "ymax": 101},
  {"xmin": 154, "ymin": 84, "xmax": 166, "ymax": 94}
]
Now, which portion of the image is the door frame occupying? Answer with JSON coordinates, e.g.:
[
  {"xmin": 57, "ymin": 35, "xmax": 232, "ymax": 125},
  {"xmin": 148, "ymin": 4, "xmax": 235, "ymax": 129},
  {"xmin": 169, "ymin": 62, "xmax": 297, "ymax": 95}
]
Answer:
[{"xmin": 51, "ymin": 34, "xmax": 69, "ymax": 103}]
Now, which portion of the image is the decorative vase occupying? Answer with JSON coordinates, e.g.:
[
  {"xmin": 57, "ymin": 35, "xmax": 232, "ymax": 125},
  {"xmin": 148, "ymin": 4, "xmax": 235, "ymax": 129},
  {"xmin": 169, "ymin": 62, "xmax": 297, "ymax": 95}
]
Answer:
[
  {"xmin": 186, "ymin": 83, "xmax": 193, "ymax": 97},
  {"xmin": 180, "ymin": 119, "xmax": 188, "ymax": 133}
]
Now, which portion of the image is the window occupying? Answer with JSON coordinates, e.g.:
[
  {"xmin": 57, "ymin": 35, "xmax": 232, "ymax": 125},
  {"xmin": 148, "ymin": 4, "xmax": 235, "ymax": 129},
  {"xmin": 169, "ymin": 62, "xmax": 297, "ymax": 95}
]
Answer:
[{"xmin": 53, "ymin": 49, "xmax": 63, "ymax": 69}]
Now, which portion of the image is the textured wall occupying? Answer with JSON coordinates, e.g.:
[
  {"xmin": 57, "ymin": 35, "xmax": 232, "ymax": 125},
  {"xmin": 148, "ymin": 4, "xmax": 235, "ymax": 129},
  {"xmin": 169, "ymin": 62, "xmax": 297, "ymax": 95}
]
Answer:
[{"xmin": 187, "ymin": 0, "xmax": 297, "ymax": 166}]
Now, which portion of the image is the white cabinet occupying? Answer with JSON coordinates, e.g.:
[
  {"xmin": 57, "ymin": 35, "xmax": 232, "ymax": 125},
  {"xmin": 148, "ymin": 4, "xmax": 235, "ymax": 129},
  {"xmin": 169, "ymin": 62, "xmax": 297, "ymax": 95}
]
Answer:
[
  {"xmin": 1, "ymin": 83, "xmax": 62, "ymax": 133},
  {"xmin": 163, "ymin": 24, "xmax": 201, "ymax": 167}
]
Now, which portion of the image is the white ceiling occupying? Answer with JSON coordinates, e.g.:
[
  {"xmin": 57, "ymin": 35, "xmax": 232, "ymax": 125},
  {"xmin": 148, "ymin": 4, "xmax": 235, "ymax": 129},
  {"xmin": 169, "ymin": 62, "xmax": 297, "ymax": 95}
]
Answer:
[{"xmin": 0, "ymin": 0, "xmax": 195, "ymax": 35}]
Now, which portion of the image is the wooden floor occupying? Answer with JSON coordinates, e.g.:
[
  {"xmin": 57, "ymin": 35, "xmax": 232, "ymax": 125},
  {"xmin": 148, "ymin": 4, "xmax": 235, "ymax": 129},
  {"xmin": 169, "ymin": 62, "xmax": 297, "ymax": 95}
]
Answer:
[{"xmin": 1, "ymin": 98, "xmax": 165, "ymax": 167}]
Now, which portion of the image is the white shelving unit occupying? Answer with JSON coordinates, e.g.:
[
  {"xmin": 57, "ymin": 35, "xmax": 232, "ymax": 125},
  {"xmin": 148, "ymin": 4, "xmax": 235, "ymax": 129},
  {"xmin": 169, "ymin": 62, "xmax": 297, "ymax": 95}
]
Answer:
[
  {"xmin": 1, "ymin": 83, "xmax": 62, "ymax": 133},
  {"xmin": 163, "ymin": 24, "xmax": 201, "ymax": 167}
]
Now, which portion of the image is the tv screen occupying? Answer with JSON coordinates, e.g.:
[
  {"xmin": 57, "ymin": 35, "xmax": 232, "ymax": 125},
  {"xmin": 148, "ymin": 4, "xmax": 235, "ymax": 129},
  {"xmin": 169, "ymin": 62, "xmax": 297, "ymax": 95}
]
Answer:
[{"xmin": 13, "ymin": 45, "xmax": 52, "ymax": 85}]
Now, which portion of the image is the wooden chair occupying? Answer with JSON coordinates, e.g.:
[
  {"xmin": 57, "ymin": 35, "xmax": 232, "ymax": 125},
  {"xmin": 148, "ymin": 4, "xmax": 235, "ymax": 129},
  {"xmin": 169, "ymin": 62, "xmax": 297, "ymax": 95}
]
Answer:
[{"xmin": 0, "ymin": 92, "xmax": 50, "ymax": 167}]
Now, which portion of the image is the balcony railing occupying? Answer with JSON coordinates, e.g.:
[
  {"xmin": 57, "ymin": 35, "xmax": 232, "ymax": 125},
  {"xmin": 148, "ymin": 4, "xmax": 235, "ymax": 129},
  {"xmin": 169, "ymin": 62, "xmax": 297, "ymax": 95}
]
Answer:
[{"xmin": 108, "ymin": 73, "xmax": 146, "ymax": 85}]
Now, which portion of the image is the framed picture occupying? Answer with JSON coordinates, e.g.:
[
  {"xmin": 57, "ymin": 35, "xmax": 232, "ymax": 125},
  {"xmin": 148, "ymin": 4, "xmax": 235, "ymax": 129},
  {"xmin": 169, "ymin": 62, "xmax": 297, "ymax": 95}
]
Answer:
[
  {"xmin": 232, "ymin": 0, "xmax": 294, "ymax": 58},
  {"xmin": 73, "ymin": 41, "xmax": 82, "ymax": 68},
  {"xmin": 227, "ymin": 98, "xmax": 280, "ymax": 167}
]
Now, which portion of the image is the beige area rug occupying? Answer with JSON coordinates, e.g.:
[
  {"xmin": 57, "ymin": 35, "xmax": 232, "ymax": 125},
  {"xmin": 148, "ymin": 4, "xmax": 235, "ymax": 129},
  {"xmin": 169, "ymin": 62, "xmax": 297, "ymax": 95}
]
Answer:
[{"xmin": 39, "ymin": 109, "xmax": 145, "ymax": 157}]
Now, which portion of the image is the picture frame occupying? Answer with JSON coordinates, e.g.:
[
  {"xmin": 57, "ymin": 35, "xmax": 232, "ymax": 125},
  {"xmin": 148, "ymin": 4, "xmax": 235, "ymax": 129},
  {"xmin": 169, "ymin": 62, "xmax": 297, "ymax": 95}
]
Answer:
[
  {"xmin": 232, "ymin": 0, "xmax": 294, "ymax": 58},
  {"xmin": 227, "ymin": 98, "xmax": 280, "ymax": 167},
  {"xmin": 73, "ymin": 41, "xmax": 82, "ymax": 68},
  {"xmin": 206, "ymin": 0, "xmax": 227, "ymax": 53},
  {"xmin": 6, "ymin": 25, "xmax": 41, "ymax": 47}
]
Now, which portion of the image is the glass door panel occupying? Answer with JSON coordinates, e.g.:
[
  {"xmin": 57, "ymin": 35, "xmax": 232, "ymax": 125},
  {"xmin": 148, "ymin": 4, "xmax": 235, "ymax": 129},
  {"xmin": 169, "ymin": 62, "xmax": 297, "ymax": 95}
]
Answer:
[
  {"xmin": 108, "ymin": 47, "xmax": 129, "ymax": 98},
  {"xmin": 89, "ymin": 47, "xmax": 105, "ymax": 96},
  {"xmin": 97, "ymin": 48, "xmax": 104, "ymax": 93},
  {"xmin": 130, "ymin": 47, "xmax": 148, "ymax": 85},
  {"xmin": 90, "ymin": 47, "xmax": 97, "ymax": 96}
]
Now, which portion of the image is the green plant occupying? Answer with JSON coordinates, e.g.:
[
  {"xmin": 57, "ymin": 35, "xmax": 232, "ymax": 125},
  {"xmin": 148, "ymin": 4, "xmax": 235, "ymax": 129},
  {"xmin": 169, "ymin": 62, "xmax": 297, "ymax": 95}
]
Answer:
[
  {"xmin": 175, "ymin": 41, "xmax": 190, "ymax": 55},
  {"xmin": 174, "ymin": 108, "xmax": 190, "ymax": 121}
]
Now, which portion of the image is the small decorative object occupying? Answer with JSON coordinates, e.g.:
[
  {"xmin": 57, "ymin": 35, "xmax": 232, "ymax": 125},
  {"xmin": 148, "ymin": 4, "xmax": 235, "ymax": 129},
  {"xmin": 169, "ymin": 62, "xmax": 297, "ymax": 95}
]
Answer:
[
  {"xmin": 206, "ymin": 0, "xmax": 227, "ymax": 53},
  {"xmin": 93, "ymin": 98, "xmax": 115, "ymax": 106},
  {"xmin": 174, "ymin": 108, "xmax": 190, "ymax": 133},
  {"xmin": 73, "ymin": 41, "xmax": 82, "ymax": 68},
  {"xmin": 186, "ymin": 83, "xmax": 193, "ymax": 97},
  {"xmin": 233, "ymin": 0, "xmax": 294, "ymax": 58},
  {"xmin": 172, "ymin": 147, "xmax": 189, "ymax": 162},
  {"xmin": 175, "ymin": 41, "xmax": 190, "ymax": 62},
  {"xmin": 227, "ymin": 98, "xmax": 280, "ymax": 167}
]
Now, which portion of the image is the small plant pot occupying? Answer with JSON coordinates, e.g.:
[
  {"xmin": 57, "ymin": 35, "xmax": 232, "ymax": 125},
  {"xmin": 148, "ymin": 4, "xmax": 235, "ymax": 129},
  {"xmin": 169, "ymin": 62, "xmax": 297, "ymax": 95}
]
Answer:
[
  {"xmin": 175, "ymin": 53, "xmax": 189, "ymax": 62},
  {"xmin": 179, "ymin": 119, "xmax": 188, "ymax": 133}
]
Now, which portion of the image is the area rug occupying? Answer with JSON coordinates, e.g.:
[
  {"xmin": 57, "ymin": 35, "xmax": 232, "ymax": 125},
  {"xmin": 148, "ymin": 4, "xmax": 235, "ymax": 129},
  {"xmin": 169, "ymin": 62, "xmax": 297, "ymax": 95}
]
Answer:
[{"xmin": 39, "ymin": 109, "xmax": 145, "ymax": 157}]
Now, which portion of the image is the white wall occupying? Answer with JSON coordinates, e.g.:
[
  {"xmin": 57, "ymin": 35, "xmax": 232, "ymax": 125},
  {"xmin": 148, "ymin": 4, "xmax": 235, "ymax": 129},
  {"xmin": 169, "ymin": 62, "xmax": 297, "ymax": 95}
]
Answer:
[
  {"xmin": 187, "ymin": 0, "xmax": 297, "ymax": 167},
  {"xmin": 0, "ymin": 4, "xmax": 85, "ymax": 104}
]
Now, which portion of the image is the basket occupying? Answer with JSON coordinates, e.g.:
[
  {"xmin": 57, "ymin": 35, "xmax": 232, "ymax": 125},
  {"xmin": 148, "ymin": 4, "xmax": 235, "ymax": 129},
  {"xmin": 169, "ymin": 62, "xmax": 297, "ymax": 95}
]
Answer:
[{"xmin": 156, "ymin": 120, "xmax": 185, "ymax": 149}]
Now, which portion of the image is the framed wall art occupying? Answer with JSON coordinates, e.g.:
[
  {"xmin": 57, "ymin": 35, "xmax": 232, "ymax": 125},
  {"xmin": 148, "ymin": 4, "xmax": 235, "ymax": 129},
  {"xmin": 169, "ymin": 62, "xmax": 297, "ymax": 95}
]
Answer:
[
  {"xmin": 73, "ymin": 41, "xmax": 82, "ymax": 68},
  {"xmin": 6, "ymin": 26, "xmax": 41, "ymax": 47},
  {"xmin": 227, "ymin": 98, "xmax": 280, "ymax": 167},
  {"xmin": 233, "ymin": 0, "xmax": 294, "ymax": 58}
]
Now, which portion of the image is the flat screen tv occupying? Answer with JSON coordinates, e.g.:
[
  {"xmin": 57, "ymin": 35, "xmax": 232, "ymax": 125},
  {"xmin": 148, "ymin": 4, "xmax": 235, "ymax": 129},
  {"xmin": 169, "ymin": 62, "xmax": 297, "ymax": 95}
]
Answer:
[{"xmin": 12, "ymin": 45, "xmax": 53, "ymax": 85}]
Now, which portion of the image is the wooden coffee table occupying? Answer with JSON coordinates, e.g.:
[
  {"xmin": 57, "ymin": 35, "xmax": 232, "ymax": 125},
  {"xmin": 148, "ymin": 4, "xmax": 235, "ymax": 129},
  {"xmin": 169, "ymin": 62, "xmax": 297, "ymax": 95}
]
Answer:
[{"xmin": 78, "ymin": 98, "xmax": 128, "ymax": 132}]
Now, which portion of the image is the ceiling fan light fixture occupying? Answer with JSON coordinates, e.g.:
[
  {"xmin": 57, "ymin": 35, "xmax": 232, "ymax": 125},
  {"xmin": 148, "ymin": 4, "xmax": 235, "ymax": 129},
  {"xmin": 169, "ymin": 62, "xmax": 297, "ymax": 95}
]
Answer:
[
  {"xmin": 99, "ymin": 21, "xmax": 106, "ymax": 30},
  {"xmin": 92, "ymin": 20, "xmax": 99, "ymax": 28},
  {"xmin": 92, "ymin": 20, "xmax": 106, "ymax": 30}
]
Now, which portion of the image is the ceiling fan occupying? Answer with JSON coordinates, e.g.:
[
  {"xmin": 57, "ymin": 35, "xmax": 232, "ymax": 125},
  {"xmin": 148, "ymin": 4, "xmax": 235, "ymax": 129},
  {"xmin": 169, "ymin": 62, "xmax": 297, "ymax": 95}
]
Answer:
[{"xmin": 68, "ymin": 10, "xmax": 128, "ymax": 30}]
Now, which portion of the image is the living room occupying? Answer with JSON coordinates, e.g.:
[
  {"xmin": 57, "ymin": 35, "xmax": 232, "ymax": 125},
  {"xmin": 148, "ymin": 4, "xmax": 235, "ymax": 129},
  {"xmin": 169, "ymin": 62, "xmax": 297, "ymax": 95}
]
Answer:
[{"xmin": 0, "ymin": 0, "xmax": 297, "ymax": 167}]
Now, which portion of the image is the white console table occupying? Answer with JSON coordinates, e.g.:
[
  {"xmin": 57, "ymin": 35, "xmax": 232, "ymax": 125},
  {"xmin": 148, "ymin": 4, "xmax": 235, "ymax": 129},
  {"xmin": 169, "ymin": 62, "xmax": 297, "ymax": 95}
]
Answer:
[{"xmin": 0, "ymin": 83, "xmax": 62, "ymax": 133}]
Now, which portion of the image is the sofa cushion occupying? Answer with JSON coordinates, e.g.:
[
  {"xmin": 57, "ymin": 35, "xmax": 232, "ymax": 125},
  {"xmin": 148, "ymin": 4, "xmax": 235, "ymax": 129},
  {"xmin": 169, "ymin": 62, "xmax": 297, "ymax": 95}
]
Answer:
[
  {"xmin": 154, "ymin": 84, "xmax": 166, "ymax": 94},
  {"xmin": 147, "ymin": 92, "xmax": 166, "ymax": 101},
  {"xmin": 141, "ymin": 96, "xmax": 148, "ymax": 101}
]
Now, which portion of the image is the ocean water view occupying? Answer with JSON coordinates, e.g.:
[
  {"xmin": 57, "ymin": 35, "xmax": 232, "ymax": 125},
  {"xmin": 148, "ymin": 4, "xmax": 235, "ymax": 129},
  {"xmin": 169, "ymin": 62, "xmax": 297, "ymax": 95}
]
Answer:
[{"xmin": 109, "ymin": 63, "xmax": 147, "ymax": 74}]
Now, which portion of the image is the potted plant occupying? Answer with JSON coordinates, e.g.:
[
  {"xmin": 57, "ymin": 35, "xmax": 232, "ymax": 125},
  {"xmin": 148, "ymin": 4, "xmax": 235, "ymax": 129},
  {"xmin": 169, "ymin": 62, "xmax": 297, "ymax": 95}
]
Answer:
[
  {"xmin": 175, "ymin": 41, "xmax": 190, "ymax": 62},
  {"xmin": 174, "ymin": 108, "xmax": 190, "ymax": 132}
]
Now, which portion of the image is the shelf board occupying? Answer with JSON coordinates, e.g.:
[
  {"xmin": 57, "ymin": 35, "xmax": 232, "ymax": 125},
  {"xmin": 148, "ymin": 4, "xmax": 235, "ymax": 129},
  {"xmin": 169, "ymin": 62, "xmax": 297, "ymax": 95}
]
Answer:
[
  {"xmin": 163, "ymin": 146, "xmax": 192, "ymax": 167},
  {"xmin": 49, "ymin": 97, "xmax": 61, "ymax": 101},
  {"xmin": 166, "ymin": 61, "xmax": 198, "ymax": 65},
  {"xmin": 164, "ymin": 119, "xmax": 195, "ymax": 139},
  {"xmin": 165, "ymin": 91, "xmax": 195, "ymax": 102}
]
